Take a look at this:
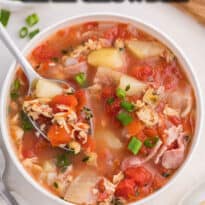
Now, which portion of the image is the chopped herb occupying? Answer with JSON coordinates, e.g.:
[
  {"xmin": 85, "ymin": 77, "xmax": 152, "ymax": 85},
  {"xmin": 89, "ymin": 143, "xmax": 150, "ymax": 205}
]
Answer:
[
  {"xmin": 26, "ymin": 13, "xmax": 39, "ymax": 27},
  {"xmin": 117, "ymin": 112, "xmax": 133, "ymax": 126},
  {"xmin": 82, "ymin": 156, "xmax": 90, "ymax": 162},
  {"xmin": 29, "ymin": 28, "xmax": 40, "ymax": 39},
  {"xmin": 52, "ymin": 57, "xmax": 59, "ymax": 62},
  {"xmin": 10, "ymin": 79, "xmax": 21, "ymax": 100},
  {"xmin": 111, "ymin": 197, "xmax": 124, "ymax": 205},
  {"xmin": 53, "ymin": 182, "xmax": 59, "ymax": 189},
  {"xmin": 82, "ymin": 107, "xmax": 93, "ymax": 120},
  {"xmin": 162, "ymin": 172, "xmax": 170, "ymax": 178},
  {"xmin": 107, "ymin": 97, "xmax": 115, "ymax": 105},
  {"xmin": 0, "ymin": 9, "xmax": 11, "ymax": 27},
  {"xmin": 20, "ymin": 111, "xmax": 33, "ymax": 131},
  {"xmin": 74, "ymin": 72, "xmax": 86, "ymax": 87},
  {"xmin": 125, "ymin": 84, "xmax": 130, "ymax": 91},
  {"xmin": 116, "ymin": 88, "xmax": 126, "ymax": 99},
  {"xmin": 128, "ymin": 137, "xmax": 142, "ymax": 155},
  {"xmin": 56, "ymin": 154, "xmax": 70, "ymax": 168},
  {"xmin": 61, "ymin": 49, "xmax": 68, "ymax": 54},
  {"xmin": 120, "ymin": 101, "xmax": 134, "ymax": 112},
  {"xmin": 144, "ymin": 137, "xmax": 159, "ymax": 148},
  {"xmin": 19, "ymin": 27, "xmax": 28, "ymax": 38}
]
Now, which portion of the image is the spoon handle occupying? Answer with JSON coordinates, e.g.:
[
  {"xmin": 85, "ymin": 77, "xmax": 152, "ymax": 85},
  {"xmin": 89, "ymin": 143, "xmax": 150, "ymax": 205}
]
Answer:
[
  {"xmin": 0, "ymin": 182, "xmax": 19, "ymax": 205},
  {"xmin": 0, "ymin": 23, "xmax": 39, "ymax": 83}
]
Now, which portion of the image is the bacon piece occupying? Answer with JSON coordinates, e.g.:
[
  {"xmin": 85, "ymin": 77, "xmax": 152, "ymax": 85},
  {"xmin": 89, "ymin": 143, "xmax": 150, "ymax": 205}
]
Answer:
[
  {"xmin": 121, "ymin": 139, "xmax": 162, "ymax": 170},
  {"xmin": 161, "ymin": 134, "xmax": 186, "ymax": 169}
]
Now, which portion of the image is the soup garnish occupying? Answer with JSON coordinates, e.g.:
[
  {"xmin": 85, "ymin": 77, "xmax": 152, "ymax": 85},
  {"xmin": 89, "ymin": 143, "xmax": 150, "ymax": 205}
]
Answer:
[{"xmin": 8, "ymin": 21, "xmax": 195, "ymax": 205}]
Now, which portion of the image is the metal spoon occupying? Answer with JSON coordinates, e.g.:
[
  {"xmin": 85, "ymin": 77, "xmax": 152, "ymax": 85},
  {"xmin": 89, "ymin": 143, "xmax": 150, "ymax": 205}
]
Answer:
[
  {"xmin": 0, "ymin": 149, "xmax": 19, "ymax": 205},
  {"xmin": 0, "ymin": 23, "xmax": 93, "ymax": 151}
]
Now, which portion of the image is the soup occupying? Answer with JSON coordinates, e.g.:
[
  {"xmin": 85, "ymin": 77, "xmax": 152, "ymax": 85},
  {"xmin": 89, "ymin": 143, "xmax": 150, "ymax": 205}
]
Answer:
[{"xmin": 8, "ymin": 21, "xmax": 195, "ymax": 205}]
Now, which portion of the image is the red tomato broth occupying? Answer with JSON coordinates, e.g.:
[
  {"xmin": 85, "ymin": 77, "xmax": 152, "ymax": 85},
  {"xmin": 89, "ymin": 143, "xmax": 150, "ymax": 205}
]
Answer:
[{"xmin": 8, "ymin": 21, "xmax": 196, "ymax": 205}]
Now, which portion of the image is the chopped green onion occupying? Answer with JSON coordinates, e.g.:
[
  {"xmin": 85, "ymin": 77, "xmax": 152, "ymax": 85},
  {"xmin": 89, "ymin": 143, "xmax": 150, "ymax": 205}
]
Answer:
[
  {"xmin": 128, "ymin": 137, "xmax": 142, "ymax": 155},
  {"xmin": 74, "ymin": 72, "xmax": 86, "ymax": 87},
  {"xmin": 82, "ymin": 156, "xmax": 90, "ymax": 162},
  {"xmin": 162, "ymin": 172, "xmax": 170, "ymax": 178},
  {"xmin": 125, "ymin": 84, "xmax": 130, "ymax": 91},
  {"xmin": 144, "ymin": 137, "xmax": 159, "ymax": 148},
  {"xmin": 82, "ymin": 107, "xmax": 93, "ymax": 120},
  {"xmin": 26, "ymin": 13, "xmax": 39, "ymax": 27},
  {"xmin": 0, "ymin": 9, "xmax": 11, "ymax": 27},
  {"xmin": 10, "ymin": 79, "xmax": 21, "ymax": 100},
  {"xmin": 29, "ymin": 28, "xmax": 40, "ymax": 39},
  {"xmin": 107, "ymin": 97, "xmax": 115, "ymax": 105},
  {"xmin": 116, "ymin": 88, "xmax": 126, "ymax": 99},
  {"xmin": 120, "ymin": 101, "xmax": 134, "ymax": 112},
  {"xmin": 20, "ymin": 111, "xmax": 33, "ymax": 131},
  {"xmin": 53, "ymin": 182, "xmax": 59, "ymax": 189},
  {"xmin": 19, "ymin": 27, "xmax": 28, "ymax": 38},
  {"xmin": 56, "ymin": 154, "xmax": 70, "ymax": 168},
  {"xmin": 117, "ymin": 112, "xmax": 133, "ymax": 126}
]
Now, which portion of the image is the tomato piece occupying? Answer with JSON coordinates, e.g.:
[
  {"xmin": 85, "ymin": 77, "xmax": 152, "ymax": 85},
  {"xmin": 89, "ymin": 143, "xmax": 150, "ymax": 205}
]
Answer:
[
  {"xmin": 125, "ymin": 167, "xmax": 152, "ymax": 186},
  {"xmin": 32, "ymin": 43, "xmax": 59, "ymax": 63},
  {"xmin": 105, "ymin": 98, "xmax": 121, "ymax": 115},
  {"xmin": 75, "ymin": 90, "xmax": 86, "ymax": 111},
  {"xmin": 47, "ymin": 124, "xmax": 71, "ymax": 146},
  {"xmin": 131, "ymin": 65, "xmax": 153, "ymax": 82},
  {"xmin": 115, "ymin": 179, "xmax": 136, "ymax": 199},
  {"xmin": 83, "ymin": 22, "xmax": 98, "ymax": 31},
  {"xmin": 50, "ymin": 95, "xmax": 78, "ymax": 113},
  {"xmin": 117, "ymin": 24, "xmax": 131, "ymax": 39},
  {"xmin": 101, "ymin": 86, "xmax": 115, "ymax": 99}
]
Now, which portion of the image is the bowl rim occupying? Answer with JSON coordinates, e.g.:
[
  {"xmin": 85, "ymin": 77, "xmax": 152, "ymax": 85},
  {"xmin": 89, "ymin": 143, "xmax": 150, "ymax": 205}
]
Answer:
[{"xmin": 0, "ymin": 12, "xmax": 203, "ymax": 205}]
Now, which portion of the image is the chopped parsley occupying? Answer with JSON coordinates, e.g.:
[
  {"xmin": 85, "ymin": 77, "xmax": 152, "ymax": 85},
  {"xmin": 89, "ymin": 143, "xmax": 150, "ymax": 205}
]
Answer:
[{"xmin": 20, "ymin": 111, "xmax": 33, "ymax": 131}]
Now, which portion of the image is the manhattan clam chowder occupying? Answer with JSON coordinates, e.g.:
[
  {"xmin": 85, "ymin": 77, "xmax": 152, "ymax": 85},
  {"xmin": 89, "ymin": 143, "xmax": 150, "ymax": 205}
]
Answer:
[{"xmin": 8, "ymin": 21, "xmax": 195, "ymax": 205}]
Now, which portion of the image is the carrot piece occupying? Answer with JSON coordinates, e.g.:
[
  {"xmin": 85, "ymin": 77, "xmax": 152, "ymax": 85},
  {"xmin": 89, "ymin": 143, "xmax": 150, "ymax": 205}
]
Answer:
[
  {"xmin": 143, "ymin": 127, "xmax": 158, "ymax": 137},
  {"xmin": 50, "ymin": 94, "xmax": 78, "ymax": 112},
  {"xmin": 47, "ymin": 124, "xmax": 71, "ymax": 146},
  {"xmin": 126, "ymin": 120, "xmax": 144, "ymax": 136}
]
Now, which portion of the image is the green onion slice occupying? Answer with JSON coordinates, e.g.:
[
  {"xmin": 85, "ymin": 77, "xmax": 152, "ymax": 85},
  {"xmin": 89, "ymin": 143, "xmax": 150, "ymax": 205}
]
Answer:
[
  {"xmin": 20, "ymin": 111, "xmax": 33, "ymax": 131},
  {"xmin": 116, "ymin": 88, "xmax": 126, "ymax": 99},
  {"xmin": 117, "ymin": 112, "xmax": 133, "ymax": 126},
  {"xmin": 26, "ymin": 13, "xmax": 39, "ymax": 27},
  {"xmin": 74, "ymin": 72, "xmax": 86, "ymax": 86},
  {"xmin": 120, "ymin": 101, "xmax": 134, "ymax": 112},
  {"xmin": 0, "ymin": 9, "xmax": 11, "ymax": 27},
  {"xmin": 56, "ymin": 154, "xmax": 70, "ymax": 168},
  {"xmin": 128, "ymin": 137, "xmax": 142, "ymax": 155},
  {"xmin": 107, "ymin": 97, "xmax": 115, "ymax": 105},
  {"xmin": 19, "ymin": 27, "xmax": 28, "ymax": 38},
  {"xmin": 144, "ymin": 137, "xmax": 159, "ymax": 148},
  {"xmin": 29, "ymin": 28, "xmax": 40, "ymax": 39}
]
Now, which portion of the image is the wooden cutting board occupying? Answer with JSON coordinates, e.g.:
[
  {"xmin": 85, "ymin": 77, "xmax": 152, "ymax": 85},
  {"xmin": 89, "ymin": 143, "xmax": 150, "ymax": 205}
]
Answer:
[{"xmin": 175, "ymin": 0, "xmax": 205, "ymax": 24}]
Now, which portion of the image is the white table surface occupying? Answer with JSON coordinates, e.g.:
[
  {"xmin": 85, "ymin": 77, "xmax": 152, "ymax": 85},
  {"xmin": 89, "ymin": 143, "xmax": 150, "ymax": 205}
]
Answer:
[{"xmin": 0, "ymin": 2, "xmax": 205, "ymax": 205}]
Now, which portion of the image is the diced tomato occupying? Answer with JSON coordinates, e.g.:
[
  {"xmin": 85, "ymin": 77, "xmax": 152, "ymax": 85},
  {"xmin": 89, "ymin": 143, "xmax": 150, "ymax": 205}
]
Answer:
[
  {"xmin": 47, "ymin": 124, "xmax": 71, "ymax": 146},
  {"xmin": 169, "ymin": 116, "xmax": 181, "ymax": 126},
  {"xmin": 35, "ymin": 137, "xmax": 50, "ymax": 153},
  {"xmin": 124, "ymin": 167, "xmax": 152, "ymax": 186},
  {"xmin": 126, "ymin": 120, "xmax": 144, "ymax": 136},
  {"xmin": 117, "ymin": 24, "xmax": 131, "ymax": 39},
  {"xmin": 131, "ymin": 65, "xmax": 153, "ymax": 82},
  {"xmin": 75, "ymin": 90, "xmax": 86, "ymax": 111},
  {"xmin": 32, "ymin": 43, "xmax": 59, "ymax": 63},
  {"xmin": 101, "ymin": 86, "xmax": 115, "ymax": 99},
  {"xmin": 143, "ymin": 127, "xmax": 158, "ymax": 137},
  {"xmin": 115, "ymin": 179, "xmax": 136, "ymax": 199},
  {"xmin": 22, "ymin": 149, "xmax": 35, "ymax": 158},
  {"xmin": 50, "ymin": 94, "xmax": 78, "ymax": 113},
  {"xmin": 105, "ymin": 98, "xmax": 121, "ymax": 115}
]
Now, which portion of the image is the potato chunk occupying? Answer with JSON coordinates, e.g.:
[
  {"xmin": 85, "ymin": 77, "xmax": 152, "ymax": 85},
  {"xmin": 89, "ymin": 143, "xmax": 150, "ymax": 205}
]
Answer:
[
  {"xmin": 119, "ymin": 75, "xmax": 147, "ymax": 96},
  {"xmin": 35, "ymin": 79, "xmax": 63, "ymax": 98},
  {"xmin": 88, "ymin": 48, "xmax": 123, "ymax": 69},
  {"xmin": 126, "ymin": 40, "xmax": 165, "ymax": 59}
]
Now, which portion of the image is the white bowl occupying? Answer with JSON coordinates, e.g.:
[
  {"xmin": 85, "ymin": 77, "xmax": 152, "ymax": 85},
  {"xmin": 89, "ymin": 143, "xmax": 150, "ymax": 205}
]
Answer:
[{"xmin": 0, "ymin": 13, "xmax": 203, "ymax": 205}]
